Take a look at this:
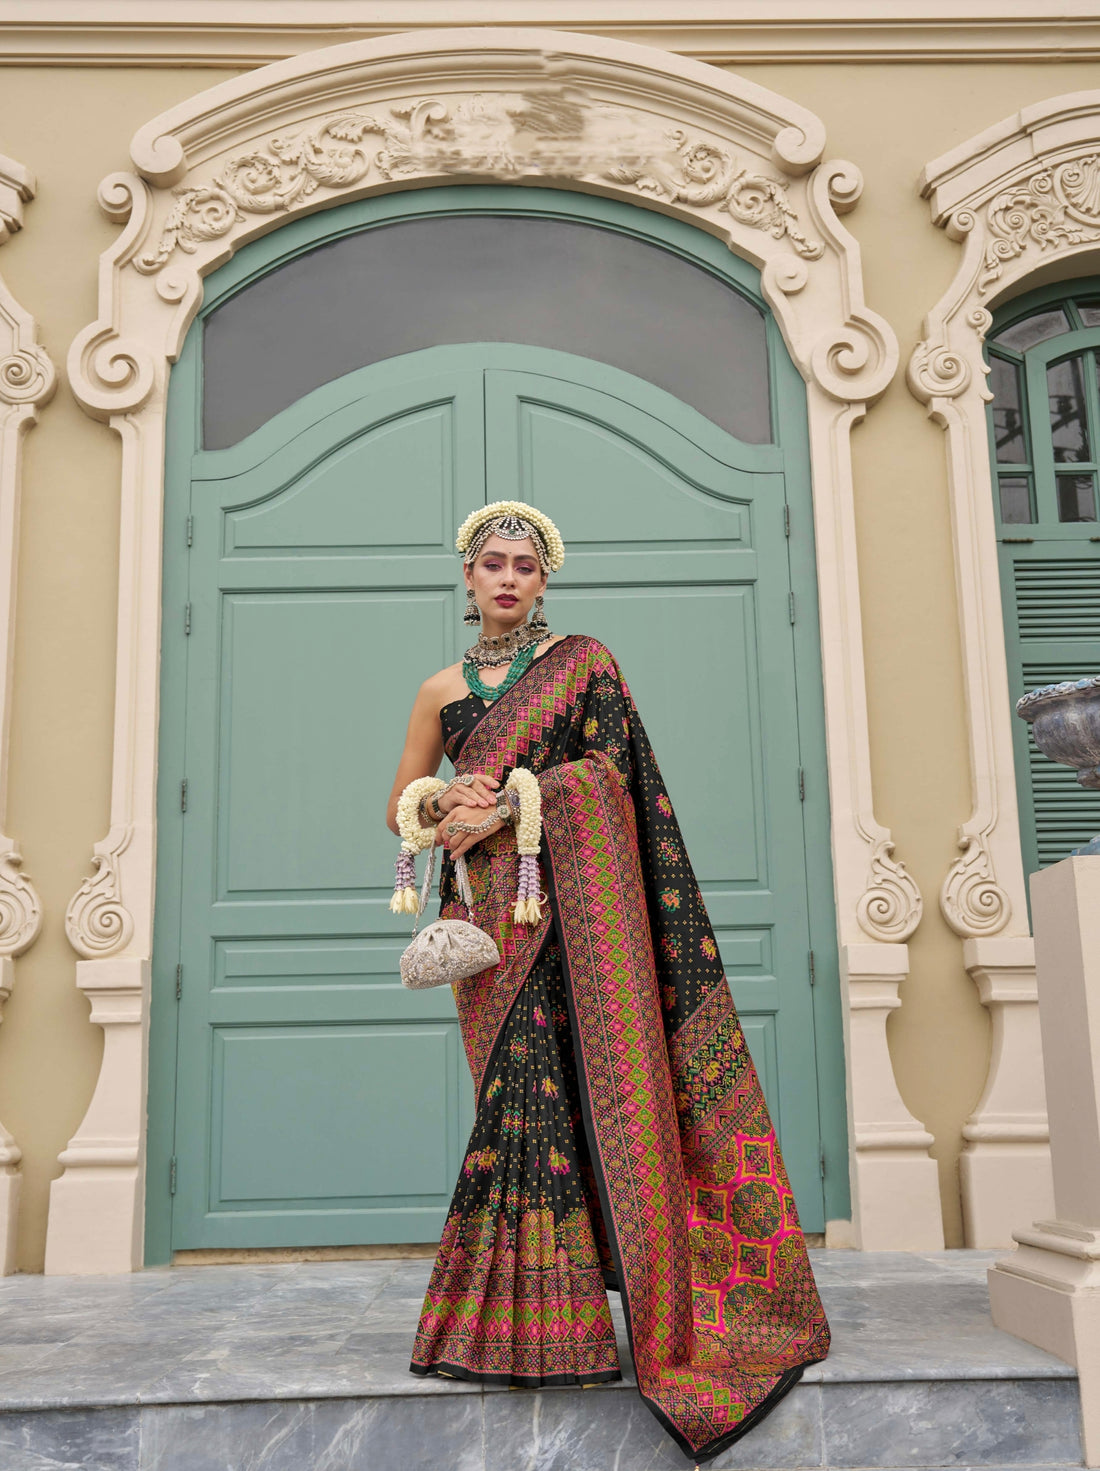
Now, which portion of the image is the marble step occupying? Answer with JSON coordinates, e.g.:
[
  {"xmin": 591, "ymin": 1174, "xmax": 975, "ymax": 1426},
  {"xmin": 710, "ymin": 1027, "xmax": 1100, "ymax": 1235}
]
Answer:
[{"xmin": 0, "ymin": 1250, "xmax": 1084, "ymax": 1471}]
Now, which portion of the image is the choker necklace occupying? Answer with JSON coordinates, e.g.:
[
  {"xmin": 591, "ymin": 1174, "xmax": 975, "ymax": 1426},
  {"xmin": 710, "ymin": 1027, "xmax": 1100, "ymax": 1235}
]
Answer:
[{"xmin": 464, "ymin": 622, "xmax": 551, "ymax": 669}]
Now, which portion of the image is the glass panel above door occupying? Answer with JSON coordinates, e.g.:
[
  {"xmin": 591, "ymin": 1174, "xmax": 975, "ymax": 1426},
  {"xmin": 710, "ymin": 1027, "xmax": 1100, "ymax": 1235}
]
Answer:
[
  {"xmin": 992, "ymin": 308, "xmax": 1070, "ymax": 352},
  {"xmin": 1047, "ymin": 355, "xmax": 1090, "ymax": 463},
  {"xmin": 201, "ymin": 214, "xmax": 772, "ymax": 449},
  {"xmin": 998, "ymin": 475, "xmax": 1033, "ymax": 524},
  {"xmin": 989, "ymin": 356, "xmax": 1027, "ymax": 463},
  {"xmin": 1056, "ymin": 473, "xmax": 1098, "ymax": 522}
]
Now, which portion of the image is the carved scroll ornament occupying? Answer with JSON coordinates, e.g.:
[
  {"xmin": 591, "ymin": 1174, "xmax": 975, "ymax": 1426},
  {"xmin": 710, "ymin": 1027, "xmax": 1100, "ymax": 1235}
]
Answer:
[
  {"xmin": 134, "ymin": 93, "xmax": 824, "ymax": 276},
  {"xmin": 65, "ymin": 831, "xmax": 135, "ymax": 958},
  {"xmin": 856, "ymin": 838, "xmax": 923, "ymax": 943},
  {"xmin": 979, "ymin": 153, "xmax": 1100, "ymax": 296},
  {"xmin": 941, "ymin": 832, "xmax": 1012, "ymax": 938}
]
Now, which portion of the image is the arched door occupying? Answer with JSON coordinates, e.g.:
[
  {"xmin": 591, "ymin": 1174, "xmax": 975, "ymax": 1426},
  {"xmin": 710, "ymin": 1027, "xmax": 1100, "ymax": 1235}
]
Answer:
[{"xmin": 146, "ymin": 190, "xmax": 846, "ymax": 1260}]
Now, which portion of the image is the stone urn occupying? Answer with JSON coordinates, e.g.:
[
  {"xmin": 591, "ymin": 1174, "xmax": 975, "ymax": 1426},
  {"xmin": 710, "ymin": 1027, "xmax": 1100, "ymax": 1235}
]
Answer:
[{"xmin": 1016, "ymin": 675, "xmax": 1100, "ymax": 856}]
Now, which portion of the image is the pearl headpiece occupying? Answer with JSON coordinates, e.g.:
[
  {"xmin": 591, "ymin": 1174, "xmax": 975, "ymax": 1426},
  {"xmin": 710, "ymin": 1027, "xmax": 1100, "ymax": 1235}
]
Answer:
[{"xmin": 456, "ymin": 500, "xmax": 565, "ymax": 573}]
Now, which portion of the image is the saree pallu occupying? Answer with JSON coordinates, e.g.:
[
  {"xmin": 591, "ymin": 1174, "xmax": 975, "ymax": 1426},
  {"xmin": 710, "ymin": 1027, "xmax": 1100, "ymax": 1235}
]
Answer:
[{"xmin": 409, "ymin": 634, "xmax": 830, "ymax": 1463}]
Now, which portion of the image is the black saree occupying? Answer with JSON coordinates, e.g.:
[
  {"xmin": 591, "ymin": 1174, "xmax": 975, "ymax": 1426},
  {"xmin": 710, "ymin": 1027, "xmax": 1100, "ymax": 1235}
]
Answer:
[{"xmin": 408, "ymin": 633, "xmax": 830, "ymax": 1463}]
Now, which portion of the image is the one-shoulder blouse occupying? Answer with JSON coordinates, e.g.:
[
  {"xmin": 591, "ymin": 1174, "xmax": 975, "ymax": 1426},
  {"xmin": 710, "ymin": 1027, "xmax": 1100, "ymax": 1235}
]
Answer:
[{"xmin": 439, "ymin": 636, "xmax": 574, "ymax": 764}]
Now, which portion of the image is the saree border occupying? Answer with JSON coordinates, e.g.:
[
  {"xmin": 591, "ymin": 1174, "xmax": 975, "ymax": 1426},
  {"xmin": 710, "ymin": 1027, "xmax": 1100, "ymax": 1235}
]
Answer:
[{"xmin": 539, "ymin": 735, "xmax": 831, "ymax": 1461}]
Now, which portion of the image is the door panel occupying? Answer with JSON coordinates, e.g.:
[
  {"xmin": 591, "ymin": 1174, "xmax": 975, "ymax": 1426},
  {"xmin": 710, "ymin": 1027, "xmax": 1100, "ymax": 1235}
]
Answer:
[
  {"xmin": 163, "ymin": 347, "xmax": 830, "ymax": 1251},
  {"xmin": 171, "ymin": 365, "xmax": 483, "ymax": 1249},
  {"xmin": 222, "ymin": 405, "xmax": 459, "ymax": 555},
  {"xmin": 486, "ymin": 367, "xmax": 819, "ymax": 1200}
]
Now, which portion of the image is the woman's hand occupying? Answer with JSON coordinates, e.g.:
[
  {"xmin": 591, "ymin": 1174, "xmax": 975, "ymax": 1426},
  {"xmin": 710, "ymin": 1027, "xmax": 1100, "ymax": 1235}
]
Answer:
[
  {"xmin": 437, "ymin": 774, "xmax": 499, "ymax": 815},
  {"xmin": 436, "ymin": 801, "xmax": 506, "ymax": 859}
]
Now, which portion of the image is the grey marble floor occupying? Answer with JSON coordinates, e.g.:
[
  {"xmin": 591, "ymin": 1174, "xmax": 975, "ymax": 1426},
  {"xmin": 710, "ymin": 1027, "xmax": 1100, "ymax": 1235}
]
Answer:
[
  {"xmin": 0, "ymin": 1251, "xmax": 1085, "ymax": 1471},
  {"xmin": 0, "ymin": 1248, "xmax": 1073, "ymax": 1413}
]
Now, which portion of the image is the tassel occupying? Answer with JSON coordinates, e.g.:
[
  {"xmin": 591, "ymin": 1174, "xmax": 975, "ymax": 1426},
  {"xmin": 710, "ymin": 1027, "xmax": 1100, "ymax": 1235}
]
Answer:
[
  {"xmin": 391, "ymin": 849, "xmax": 418, "ymax": 914},
  {"xmin": 513, "ymin": 853, "xmax": 543, "ymax": 925},
  {"xmin": 512, "ymin": 896, "xmax": 541, "ymax": 924}
]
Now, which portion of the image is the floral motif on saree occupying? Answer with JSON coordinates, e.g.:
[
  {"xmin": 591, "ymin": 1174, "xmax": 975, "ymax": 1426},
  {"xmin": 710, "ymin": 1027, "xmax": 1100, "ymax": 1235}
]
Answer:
[{"xmin": 409, "ymin": 634, "xmax": 830, "ymax": 1462}]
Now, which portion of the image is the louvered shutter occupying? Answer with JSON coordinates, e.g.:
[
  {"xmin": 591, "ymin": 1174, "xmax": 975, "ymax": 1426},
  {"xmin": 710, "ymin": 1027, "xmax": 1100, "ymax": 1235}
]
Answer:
[
  {"xmin": 987, "ymin": 296, "xmax": 1100, "ymax": 893},
  {"xmin": 999, "ymin": 547, "xmax": 1100, "ymax": 876}
]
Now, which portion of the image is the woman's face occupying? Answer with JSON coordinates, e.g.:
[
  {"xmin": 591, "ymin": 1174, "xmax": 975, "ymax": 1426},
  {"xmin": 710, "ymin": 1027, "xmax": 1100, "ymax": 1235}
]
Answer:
[{"xmin": 465, "ymin": 534, "xmax": 548, "ymax": 628}]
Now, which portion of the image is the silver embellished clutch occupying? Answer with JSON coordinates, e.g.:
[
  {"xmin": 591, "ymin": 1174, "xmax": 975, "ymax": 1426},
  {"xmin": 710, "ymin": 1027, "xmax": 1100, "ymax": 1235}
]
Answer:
[{"xmin": 399, "ymin": 847, "xmax": 500, "ymax": 990}]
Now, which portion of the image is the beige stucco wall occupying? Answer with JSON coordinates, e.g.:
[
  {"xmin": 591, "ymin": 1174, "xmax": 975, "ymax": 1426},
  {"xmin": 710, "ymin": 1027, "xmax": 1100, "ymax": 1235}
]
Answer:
[{"xmin": 0, "ymin": 53, "xmax": 1096, "ymax": 1269}]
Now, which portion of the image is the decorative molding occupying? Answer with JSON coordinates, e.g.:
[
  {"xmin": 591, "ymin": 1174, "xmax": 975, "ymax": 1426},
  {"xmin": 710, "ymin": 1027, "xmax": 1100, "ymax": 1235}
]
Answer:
[
  {"xmin": 905, "ymin": 93, "xmax": 1100, "ymax": 1259},
  {"xmin": 909, "ymin": 90, "xmax": 1100, "ymax": 945},
  {"xmin": 941, "ymin": 832, "xmax": 1012, "ymax": 938},
  {"xmin": 0, "ymin": 153, "xmax": 54, "ymax": 1275},
  {"xmin": 978, "ymin": 154, "xmax": 1100, "ymax": 296},
  {"xmin": 134, "ymin": 97, "xmax": 826, "ymax": 277},
  {"xmin": 856, "ymin": 837, "xmax": 923, "ymax": 943},
  {"xmin": 65, "ymin": 826, "xmax": 136, "ymax": 958},
  {"xmin": 51, "ymin": 27, "xmax": 932, "ymax": 1271},
  {"xmin": 0, "ymin": 153, "xmax": 53, "ymax": 952},
  {"xmin": 4, "ymin": 1, "xmax": 1100, "ymax": 67}
]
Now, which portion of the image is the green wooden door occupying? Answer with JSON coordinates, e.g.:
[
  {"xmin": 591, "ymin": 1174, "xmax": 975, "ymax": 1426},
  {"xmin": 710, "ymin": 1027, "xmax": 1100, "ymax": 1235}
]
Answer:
[
  {"xmin": 147, "ymin": 189, "xmax": 846, "ymax": 1262},
  {"xmin": 483, "ymin": 363, "xmax": 822, "ymax": 1203}
]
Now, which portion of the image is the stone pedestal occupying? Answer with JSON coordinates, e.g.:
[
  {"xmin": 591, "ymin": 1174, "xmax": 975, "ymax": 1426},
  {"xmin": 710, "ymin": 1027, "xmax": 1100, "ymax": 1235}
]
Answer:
[
  {"xmin": 44, "ymin": 956, "xmax": 148, "ymax": 1275},
  {"xmin": 841, "ymin": 943, "xmax": 944, "ymax": 1250},
  {"xmin": 988, "ymin": 856, "xmax": 1100, "ymax": 1465},
  {"xmin": 0, "ymin": 956, "xmax": 19, "ymax": 1274},
  {"xmin": 960, "ymin": 935, "xmax": 1054, "ymax": 1246}
]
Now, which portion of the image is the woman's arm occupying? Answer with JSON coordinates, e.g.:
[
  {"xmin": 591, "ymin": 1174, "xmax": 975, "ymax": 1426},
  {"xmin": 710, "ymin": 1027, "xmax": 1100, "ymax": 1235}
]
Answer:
[
  {"xmin": 385, "ymin": 673, "xmax": 501, "ymax": 835},
  {"xmin": 385, "ymin": 678, "xmax": 446, "ymax": 835}
]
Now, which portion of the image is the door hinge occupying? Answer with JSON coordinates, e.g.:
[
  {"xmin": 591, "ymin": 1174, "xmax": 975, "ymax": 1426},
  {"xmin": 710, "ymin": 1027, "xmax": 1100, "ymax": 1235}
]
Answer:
[
  {"xmin": 783, "ymin": 504, "xmax": 791, "ymax": 538},
  {"xmin": 184, "ymin": 602, "xmax": 191, "ymax": 635},
  {"xmin": 180, "ymin": 778, "xmax": 188, "ymax": 813},
  {"xmin": 819, "ymin": 1144, "xmax": 826, "ymax": 1179},
  {"xmin": 175, "ymin": 961, "xmax": 182, "ymax": 1001},
  {"xmin": 808, "ymin": 949, "xmax": 816, "ymax": 986},
  {"xmin": 1000, "ymin": 536, "xmax": 1034, "ymax": 543},
  {"xmin": 788, "ymin": 591, "xmax": 796, "ymax": 624},
  {"xmin": 169, "ymin": 1156, "xmax": 177, "ymax": 1195},
  {"xmin": 798, "ymin": 767, "xmax": 805, "ymax": 801},
  {"xmin": 185, "ymin": 514, "xmax": 193, "ymax": 548}
]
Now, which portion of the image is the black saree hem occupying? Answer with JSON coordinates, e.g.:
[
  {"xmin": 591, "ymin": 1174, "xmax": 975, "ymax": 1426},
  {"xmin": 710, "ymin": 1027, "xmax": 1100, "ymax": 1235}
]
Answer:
[
  {"xmin": 660, "ymin": 1359, "xmax": 816, "ymax": 1466},
  {"xmin": 408, "ymin": 1360, "xmax": 623, "ymax": 1389}
]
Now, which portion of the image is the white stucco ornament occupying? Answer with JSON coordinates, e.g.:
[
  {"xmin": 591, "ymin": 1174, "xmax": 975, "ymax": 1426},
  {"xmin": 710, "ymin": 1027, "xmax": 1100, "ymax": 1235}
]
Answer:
[
  {"xmin": 0, "ymin": 153, "xmax": 54, "ymax": 1274},
  {"xmin": 909, "ymin": 91, "xmax": 1100, "ymax": 942}
]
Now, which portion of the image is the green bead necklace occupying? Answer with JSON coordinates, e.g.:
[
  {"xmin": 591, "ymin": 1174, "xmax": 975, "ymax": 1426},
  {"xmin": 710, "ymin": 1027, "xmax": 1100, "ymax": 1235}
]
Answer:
[{"xmin": 462, "ymin": 642, "xmax": 537, "ymax": 701}]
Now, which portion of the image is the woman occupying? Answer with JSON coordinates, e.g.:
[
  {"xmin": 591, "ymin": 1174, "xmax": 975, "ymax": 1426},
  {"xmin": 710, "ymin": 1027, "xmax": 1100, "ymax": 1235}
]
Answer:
[{"xmin": 386, "ymin": 500, "xmax": 830, "ymax": 1465}]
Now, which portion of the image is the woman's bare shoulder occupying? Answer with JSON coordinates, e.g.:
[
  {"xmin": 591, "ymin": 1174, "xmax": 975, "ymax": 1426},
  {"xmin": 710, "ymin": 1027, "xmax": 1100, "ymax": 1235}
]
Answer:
[{"xmin": 417, "ymin": 660, "xmax": 468, "ymax": 714}]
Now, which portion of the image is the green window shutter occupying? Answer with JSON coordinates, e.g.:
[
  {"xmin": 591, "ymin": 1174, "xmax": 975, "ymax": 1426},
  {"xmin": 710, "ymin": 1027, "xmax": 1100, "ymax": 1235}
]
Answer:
[
  {"xmin": 1013, "ymin": 563, "xmax": 1100, "ymax": 868},
  {"xmin": 987, "ymin": 286, "xmax": 1100, "ymax": 889}
]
